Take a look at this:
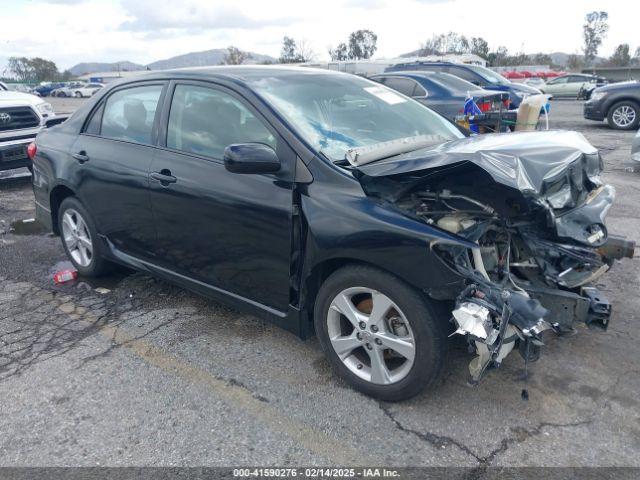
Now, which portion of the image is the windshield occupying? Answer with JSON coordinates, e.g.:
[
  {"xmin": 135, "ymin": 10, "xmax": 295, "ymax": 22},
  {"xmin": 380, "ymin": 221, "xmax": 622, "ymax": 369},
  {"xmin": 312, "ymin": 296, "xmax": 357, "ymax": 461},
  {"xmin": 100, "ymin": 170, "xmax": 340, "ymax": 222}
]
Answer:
[
  {"xmin": 249, "ymin": 71, "xmax": 463, "ymax": 162},
  {"xmin": 467, "ymin": 65, "xmax": 510, "ymax": 85}
]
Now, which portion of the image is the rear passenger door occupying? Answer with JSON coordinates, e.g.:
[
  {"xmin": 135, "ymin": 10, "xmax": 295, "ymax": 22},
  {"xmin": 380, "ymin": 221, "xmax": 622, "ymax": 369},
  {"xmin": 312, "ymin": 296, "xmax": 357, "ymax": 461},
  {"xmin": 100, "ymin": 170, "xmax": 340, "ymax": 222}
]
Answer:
[
  {"xmin": 71, "ymin": 82, "xmax": 166, "ymax": 259},
  {"xmin": 148, "ymin": 81, "xmax": 295, "ymax": 312}
]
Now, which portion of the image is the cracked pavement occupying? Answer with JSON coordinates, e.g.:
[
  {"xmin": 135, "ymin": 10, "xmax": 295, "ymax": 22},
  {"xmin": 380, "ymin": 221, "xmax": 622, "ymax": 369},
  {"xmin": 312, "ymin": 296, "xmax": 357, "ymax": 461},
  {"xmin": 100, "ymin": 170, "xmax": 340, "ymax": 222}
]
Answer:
[{"xmin": 0, "ymin": 98, "xmax": 639, "ymax": 468}]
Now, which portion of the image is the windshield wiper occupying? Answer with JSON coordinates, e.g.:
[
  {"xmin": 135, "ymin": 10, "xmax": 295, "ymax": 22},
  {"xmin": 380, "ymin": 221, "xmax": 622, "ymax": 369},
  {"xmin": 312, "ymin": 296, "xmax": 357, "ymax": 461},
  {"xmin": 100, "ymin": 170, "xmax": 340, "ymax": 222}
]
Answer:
[{"xmin": 345, "ymin": 134, "xmax": 447, "ymax": 166}]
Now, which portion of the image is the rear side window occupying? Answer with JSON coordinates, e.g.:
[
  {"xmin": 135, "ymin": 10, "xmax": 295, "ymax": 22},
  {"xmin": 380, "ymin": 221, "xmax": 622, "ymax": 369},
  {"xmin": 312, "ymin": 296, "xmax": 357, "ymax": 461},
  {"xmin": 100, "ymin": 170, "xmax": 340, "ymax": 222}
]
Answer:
[
  {"xmin": 383, "ymin": 77, "xmax": 419, "ymax": 97},
  {"xmin": 100, "ymin": 85, "xmax": 163, "ymax": 145},
  {"xmin": 450, "ymin": 67, "xmax": 481, "ymax": 84},
  {"xmin": 167, "ymin": 84, "xmax": 276, "ymax": 159}
]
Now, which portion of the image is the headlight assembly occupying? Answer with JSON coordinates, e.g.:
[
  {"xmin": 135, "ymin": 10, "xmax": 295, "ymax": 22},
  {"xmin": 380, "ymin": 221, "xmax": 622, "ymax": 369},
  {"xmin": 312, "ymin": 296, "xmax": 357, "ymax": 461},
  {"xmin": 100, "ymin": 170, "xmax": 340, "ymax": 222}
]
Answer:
[{"xmin": 36, "ymin": 102, "xmax": 54, "ymax": 115}]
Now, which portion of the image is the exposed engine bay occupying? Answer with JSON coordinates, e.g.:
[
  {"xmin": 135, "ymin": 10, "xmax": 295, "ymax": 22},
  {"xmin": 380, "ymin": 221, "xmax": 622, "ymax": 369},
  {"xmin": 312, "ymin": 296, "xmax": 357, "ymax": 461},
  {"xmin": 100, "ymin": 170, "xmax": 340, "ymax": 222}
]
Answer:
[{"xmin": 355, "ymin": 130, "xmax": 635, "ymax": 384}]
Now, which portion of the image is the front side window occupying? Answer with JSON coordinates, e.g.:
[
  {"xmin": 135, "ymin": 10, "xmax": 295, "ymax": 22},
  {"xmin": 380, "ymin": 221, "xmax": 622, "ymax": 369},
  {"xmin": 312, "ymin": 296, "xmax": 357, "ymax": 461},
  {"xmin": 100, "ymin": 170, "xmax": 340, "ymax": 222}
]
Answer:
[
  {"xmin": 250, "ymin": 72, "xmax": 463, "ymax": 162},
  {"xmin": 167, "ymin": 84, "xmax": 276, "ymax": 159},
  {"xmin": 100, "ymin": 85, "xmax": 163, "ymax": 145}
]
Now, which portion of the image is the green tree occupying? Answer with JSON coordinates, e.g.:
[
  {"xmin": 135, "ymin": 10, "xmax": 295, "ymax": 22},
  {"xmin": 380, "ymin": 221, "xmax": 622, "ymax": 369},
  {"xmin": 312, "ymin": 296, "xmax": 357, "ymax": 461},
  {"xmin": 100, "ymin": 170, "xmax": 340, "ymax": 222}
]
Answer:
[
  {"xmin": 221, "ymin": 46, "xmax": 250, "ymax": 65},
  {"xmin": 329, "ymin": 43, "xmax": 348, "ymax": 61},
  {"xmin": 279, "ymin": 37, "xmax": 315, "ymax": 63},
  {"xmin": 279, "ymin": 36, "xmax": 302, "ymax": 63},
  {"xmin": 470, "ymin": 37, "xmax": 489, "ymax": 59},
  {"xmin": 487, "ymin": 46, "xmax": 509, "ymax": 66},
  {"xmin": 609, "ymin": 43, "xmax": 631, "ymax": 66},
  {"xmin": 6, "ymin": 56, "xmax": 60, "ymax": 82},
  {"xmin": 583, "ymin": 11, "xmax": 609, "ymax": 65},
  {"xmin": 347, "ymin": 29, "xmax": 378, "ymax": 60}
]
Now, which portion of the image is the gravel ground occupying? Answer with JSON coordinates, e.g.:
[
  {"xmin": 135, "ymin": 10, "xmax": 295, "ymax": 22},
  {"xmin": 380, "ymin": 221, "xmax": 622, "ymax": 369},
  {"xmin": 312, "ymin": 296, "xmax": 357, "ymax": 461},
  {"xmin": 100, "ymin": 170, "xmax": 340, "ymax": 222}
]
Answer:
[{"xmin": 0, "ymin": 97, "xmax": 639, "ymax": 470}]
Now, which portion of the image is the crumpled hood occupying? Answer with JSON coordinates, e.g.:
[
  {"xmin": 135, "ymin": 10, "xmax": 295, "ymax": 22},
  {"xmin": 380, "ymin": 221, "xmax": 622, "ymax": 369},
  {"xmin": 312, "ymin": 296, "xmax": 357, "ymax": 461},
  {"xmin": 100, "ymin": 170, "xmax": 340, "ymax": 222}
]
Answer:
[{"xmin": 356, "ymin": 130, "xmax": 600, "ymax": 195}]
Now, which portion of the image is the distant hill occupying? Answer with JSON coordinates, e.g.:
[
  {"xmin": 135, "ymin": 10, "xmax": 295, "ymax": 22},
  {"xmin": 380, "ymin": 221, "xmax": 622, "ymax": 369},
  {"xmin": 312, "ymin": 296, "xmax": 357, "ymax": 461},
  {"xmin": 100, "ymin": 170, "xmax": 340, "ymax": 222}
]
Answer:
[
  {"xmin": 147, "ymin": 48, "xmax": 275, "ymax": 70},
  {"xmin": 68, "ymin": 61, "xmax": 145, "ymax": 76},
  {"xmin": 68, "ymin": 49, "xmax": 276, "ymax": 76}
]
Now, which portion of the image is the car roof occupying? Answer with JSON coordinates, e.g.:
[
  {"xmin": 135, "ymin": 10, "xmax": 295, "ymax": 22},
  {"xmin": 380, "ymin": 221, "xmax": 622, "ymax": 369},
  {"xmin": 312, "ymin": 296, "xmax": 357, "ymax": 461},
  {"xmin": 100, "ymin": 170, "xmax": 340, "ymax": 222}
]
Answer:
[
  {"xmin": 372, "ymin": 70, "xmax": 443, "ymax": 81},
  {"xmin": 114, "ymin": 65, "xmax": 343, "ymax": 86}
]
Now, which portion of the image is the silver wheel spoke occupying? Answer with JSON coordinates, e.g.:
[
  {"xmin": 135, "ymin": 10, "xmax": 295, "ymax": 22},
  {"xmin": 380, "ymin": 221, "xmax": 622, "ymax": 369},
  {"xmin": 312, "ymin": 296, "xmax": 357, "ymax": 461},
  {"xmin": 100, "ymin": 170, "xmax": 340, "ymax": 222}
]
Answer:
[
  {"xmin": 331, "ymin": 293, "xmax": 366, "ymax": 328},
  {"xmin": 77, "ymin": 235, "xmax": 92, "ymax": 249},
  {"xmin": 369, "ymin": 291, "xmax": 393, "ymax": 328},
  {"xmin": 377, "ymin": 333, "xmax": 415, "ymax": 362},
  {"xmin": 330, "ymin": 333, "xmax": 361, "ymax": 359},
  {"xmin": 62, "ymin": 213, "xmax": 76, "ymax": 233},
  {"xmin": 368, "ymin": 347, "xmax": 392, "ymax": 384}
]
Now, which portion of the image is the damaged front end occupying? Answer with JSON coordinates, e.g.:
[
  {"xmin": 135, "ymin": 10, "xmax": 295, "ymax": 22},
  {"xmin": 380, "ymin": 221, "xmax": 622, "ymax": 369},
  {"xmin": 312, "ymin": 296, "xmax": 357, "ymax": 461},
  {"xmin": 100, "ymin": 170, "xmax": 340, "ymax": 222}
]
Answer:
[{"xmin": 356, "ymin": 130, "xmax": 635, "ymax": 384}]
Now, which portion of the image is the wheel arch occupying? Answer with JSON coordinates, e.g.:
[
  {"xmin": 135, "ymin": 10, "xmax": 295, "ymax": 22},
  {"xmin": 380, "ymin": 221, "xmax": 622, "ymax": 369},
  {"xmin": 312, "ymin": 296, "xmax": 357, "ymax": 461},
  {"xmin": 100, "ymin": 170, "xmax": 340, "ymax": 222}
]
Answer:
[
  {"xmin": 606, "ymin": 96, "xmax": 640, "ymax": 115},
  {"xmin": 49, "ymin": 184, "xmax": 76, "ymax": 235},
  {"xmin": 301, "ymin": 257, "xmax": 450, "ymax": 335}
]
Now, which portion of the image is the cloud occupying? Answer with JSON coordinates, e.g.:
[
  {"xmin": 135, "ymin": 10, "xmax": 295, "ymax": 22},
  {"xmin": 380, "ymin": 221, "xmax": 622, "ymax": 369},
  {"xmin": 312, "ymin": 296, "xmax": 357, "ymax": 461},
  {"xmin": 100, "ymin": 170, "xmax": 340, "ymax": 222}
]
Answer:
[{"xmin": 119, "ymin": 1, "xmax": 297, "ymax": 32}]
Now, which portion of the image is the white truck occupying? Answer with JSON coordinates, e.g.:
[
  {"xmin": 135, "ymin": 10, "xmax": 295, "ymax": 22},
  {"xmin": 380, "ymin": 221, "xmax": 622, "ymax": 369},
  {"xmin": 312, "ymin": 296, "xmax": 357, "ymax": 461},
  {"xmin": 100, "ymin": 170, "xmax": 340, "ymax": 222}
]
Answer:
[{"xmin": 0, "ymin": 82, "xmax": 57, "ymax": 172}]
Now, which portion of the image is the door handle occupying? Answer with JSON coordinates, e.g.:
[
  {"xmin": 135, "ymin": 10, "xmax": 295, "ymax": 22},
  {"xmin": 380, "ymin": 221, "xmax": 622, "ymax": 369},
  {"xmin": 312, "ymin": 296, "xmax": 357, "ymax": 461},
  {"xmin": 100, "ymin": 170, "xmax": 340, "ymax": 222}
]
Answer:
[
  {"xmin": 150, "ymin": 170, "xmax": 177, "ymax": 185},
  {"xmin": 72, "ymin": 151, "xmax": 90, "ymax": 163}
]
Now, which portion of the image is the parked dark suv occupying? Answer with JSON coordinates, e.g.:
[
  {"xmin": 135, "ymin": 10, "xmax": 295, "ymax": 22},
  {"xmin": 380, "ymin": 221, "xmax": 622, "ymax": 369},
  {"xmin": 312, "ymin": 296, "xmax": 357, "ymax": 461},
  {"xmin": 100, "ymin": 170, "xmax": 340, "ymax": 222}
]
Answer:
[
  {"xmin": 584, "ymin": 80, "xmax": 640, "ymax": 130},
  {"xmin": 386, "ymin": 61, "xmax": 540, "ymax": 108},
  {"xmin": 31, "ymin": 67, "xmax": 633, "ymax": 400}
]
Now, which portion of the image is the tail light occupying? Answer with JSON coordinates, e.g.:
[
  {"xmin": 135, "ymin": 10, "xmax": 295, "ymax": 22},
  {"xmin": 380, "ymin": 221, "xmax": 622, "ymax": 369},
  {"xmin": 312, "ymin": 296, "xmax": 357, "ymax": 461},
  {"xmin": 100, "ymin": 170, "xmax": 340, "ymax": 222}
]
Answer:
[
  {"xmin": 477, "ymin": 101, "xmax": 492, "ymax": 113},
  {"xmin": 27, "ymin": 142, "xmax": 37, "ymax": 160}
]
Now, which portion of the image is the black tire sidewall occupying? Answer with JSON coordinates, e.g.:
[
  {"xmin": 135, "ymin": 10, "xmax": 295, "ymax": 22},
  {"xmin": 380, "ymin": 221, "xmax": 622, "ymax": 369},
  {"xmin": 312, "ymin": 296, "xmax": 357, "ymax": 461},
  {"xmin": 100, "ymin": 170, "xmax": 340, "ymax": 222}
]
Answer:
[
  {"xmin": 607, "ymin": 101, "xmax": 640, "ymax": 130},
  {"xmin": 314, "ymin": 265, "xmax": 446, "ymax": 401},
  {"xmin": 58, "ymin": 197, "xmax": 107, "ymax": 277}
]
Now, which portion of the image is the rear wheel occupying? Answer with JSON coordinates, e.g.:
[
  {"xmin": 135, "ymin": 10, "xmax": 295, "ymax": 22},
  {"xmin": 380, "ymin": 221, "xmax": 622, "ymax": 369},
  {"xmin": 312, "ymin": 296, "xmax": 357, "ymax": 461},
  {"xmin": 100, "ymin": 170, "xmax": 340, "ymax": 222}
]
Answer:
[
  {"xmin": 607, "ymin": 101, "xmax": 639, "ymax": 130},
  {"xmin": 74, "ymin": 91, "xmax": 82, "ymax": 98},
  {"xmin": 58, "ymin": 197, "xmax": 109, "ymax": 277},
  {"xmin": 314, "ymin": 265, "xmax": 446, "ymax": 401}
]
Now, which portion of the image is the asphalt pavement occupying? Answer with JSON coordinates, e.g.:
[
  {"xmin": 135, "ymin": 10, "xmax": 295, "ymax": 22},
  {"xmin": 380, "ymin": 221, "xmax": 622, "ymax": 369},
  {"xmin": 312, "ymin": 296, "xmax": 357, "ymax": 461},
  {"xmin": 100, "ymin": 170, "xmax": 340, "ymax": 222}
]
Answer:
[{"xmin": 0, "ymin": 97, "xmax": 639, "ymax": 470}]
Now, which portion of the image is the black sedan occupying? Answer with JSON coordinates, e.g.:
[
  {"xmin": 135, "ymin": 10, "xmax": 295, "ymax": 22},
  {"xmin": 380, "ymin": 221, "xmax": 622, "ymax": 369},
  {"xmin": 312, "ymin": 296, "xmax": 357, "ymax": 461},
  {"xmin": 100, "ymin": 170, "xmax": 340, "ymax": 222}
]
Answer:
[
  {"xmin": 370, "ymin": 71, "xmax": 510, "ymax": 122},
  {"xmin": 30, "ymin": 66, "xmax": 633, "ymax": 400},
  {"xmin": 584, "ymin": 80, "xmax": 640, "ymax": 130}
]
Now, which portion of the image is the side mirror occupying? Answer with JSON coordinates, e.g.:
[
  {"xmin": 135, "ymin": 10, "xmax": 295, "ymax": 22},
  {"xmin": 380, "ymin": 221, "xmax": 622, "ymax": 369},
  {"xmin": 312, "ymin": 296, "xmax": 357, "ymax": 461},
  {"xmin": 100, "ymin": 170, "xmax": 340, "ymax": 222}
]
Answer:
[
  {"xmin": 44, "ymin": 115, "xmax": 69, "ymax": 128},
  {"xmin": 223, "ymin": 143, "xmax": 280, "ymax": 174}
]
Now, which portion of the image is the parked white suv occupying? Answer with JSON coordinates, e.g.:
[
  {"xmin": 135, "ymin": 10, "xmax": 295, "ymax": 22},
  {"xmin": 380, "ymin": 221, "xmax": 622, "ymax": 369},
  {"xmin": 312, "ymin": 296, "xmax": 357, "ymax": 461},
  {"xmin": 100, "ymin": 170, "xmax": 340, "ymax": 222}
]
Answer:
[{"xmin": 0, "ymin": 84, "xmax": 56, "ymax": 172}]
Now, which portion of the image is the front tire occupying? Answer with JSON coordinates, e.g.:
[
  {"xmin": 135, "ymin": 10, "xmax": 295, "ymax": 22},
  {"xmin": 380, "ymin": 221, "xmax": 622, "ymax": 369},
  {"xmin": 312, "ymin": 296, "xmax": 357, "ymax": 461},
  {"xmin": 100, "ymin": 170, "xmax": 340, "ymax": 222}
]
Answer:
[
  {"xmin": 75, "ymin": 91, "xmax": 82, "ymax": 98},
  {"xmin": 314, "ymin": 265, "xmax": 446, "ymax": 401},
  {"xmin": 58, "ymin": 197, "xmax": 109, "ymax": 277},
  {"xmin": 607, "ymin": 101, "xmax": 639, "ymax": 130}
]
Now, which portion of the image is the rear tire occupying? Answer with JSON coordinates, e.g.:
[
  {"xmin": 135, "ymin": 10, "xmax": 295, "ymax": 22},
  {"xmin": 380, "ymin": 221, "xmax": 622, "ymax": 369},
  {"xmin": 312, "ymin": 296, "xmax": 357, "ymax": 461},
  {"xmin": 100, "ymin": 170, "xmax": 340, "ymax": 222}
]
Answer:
[
  {"xmin": 58, "ymin": 197, "xmax": 110, "ymax": 277},
  {"xmin": 607, "ymin": 101, "xmax": 639, "ymax": 130},
  {"xmin": 314, "ymin": 265, "xmax": 446, "ymax": 401}
]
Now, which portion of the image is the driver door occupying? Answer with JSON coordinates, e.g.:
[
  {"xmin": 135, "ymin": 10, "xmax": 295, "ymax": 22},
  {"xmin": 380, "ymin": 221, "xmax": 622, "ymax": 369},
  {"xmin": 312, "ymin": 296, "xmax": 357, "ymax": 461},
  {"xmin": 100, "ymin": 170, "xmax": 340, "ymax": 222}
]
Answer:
[{"xmin": 148, "ymin": 81, "xmax": 296, "ymax": 312}]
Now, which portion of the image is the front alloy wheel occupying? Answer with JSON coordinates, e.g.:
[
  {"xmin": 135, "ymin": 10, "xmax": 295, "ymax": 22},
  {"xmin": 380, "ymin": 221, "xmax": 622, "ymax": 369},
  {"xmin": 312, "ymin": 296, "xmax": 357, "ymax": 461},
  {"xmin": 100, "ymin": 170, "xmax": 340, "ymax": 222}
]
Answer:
[
  {"xmin": 314, "ymin": 265, "xmax": 446, "ymax": 401},
  {"xmin": 608, "ymin": 101, "xmax": 639, "ymax": 130},
  {"xmin": 327, "ymin": 287, "xmax": 415, "ymax": 385}
]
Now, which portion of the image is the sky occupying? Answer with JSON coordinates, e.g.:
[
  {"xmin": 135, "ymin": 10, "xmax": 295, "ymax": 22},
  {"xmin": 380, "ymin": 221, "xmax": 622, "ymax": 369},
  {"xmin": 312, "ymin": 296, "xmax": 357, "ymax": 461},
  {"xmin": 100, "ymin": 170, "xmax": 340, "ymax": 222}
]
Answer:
[{"xmin": 1, "ymin": 0, "xmax": 638, "ymax": 71}]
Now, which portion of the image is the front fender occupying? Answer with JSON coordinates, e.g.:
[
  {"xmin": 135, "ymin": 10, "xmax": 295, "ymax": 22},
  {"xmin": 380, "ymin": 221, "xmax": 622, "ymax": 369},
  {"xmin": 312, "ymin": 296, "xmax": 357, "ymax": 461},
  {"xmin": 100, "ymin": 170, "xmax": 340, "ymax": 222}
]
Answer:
[{"xmin": 301, "ymin": 185, "xmax": 474, "ymax": 298}]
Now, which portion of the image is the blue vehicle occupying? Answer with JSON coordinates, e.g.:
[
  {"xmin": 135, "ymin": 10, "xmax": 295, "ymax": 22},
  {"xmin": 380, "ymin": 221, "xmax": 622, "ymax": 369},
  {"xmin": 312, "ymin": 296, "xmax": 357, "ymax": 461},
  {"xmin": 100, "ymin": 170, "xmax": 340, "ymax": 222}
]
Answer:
[
  {"xmin": 370, "ymin": 71, "xmax": 510, "ymax": 122},
  {"xmin": 34, "ymin": 82, "xmax": 66, "ymax": 97},
  {"xmin": 386, "ymin": 62, "xmax": 541, "ymax": 108}
]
